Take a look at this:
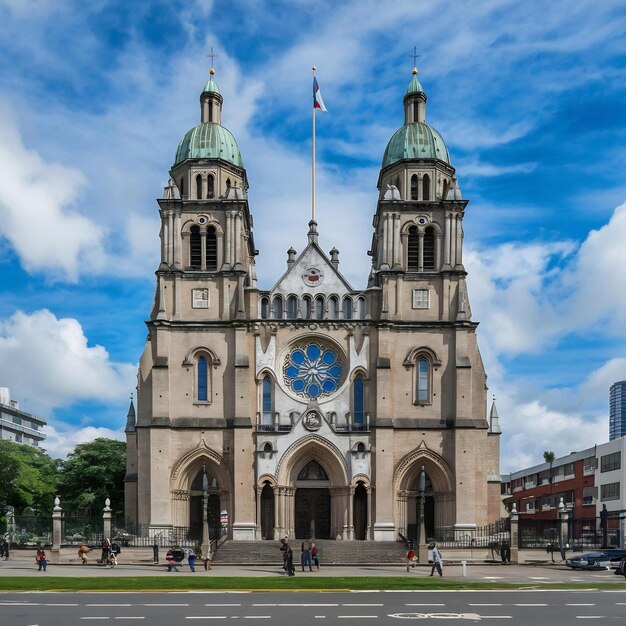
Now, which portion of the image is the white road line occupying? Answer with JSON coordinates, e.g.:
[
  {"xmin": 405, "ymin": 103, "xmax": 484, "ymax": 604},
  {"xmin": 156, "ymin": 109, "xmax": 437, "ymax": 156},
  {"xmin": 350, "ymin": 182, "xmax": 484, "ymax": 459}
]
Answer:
[
  {"xmin": 45, "ymin": 603, "xmax": 79, "ymax": 606},
  {"xmin": 342, "ymin": 604, "xmax": 384, "ymax": 607},
  {"xmin": 469, "ymin": 603, "xmax": 503, "ymax": 606},
  {"xmin": 514, "ymin": 603, "xmax": 548, "ymax": 606},
  {"xmin": 405, "ymin": 604, "xmax": 446, "ymax": 607},
  {"xmin": 205, "ymin": 604, "xmax": 241, "ymax": 607},
  {"xmin": 337, "ymin": 616, "xmax": 378, "ymax": 619},
  {"xmin": 185, "ymin": 618, "xmax": 226, "ymax": 620},
  {"xmin": 253, "ymin": 603, "xmax": 338, "ymax": 607},
  {"xmin": 481, "ymin": 617, "xmax": 513, "ymax": 620},
  {"xmin": 567, "ymin": 604, "xmax": 596, "ymax": 606},
  {"xmin": 113, "ymin": 619, "xmax": 145, "ymax": 621},
  {"xmin": 144, "ymin": 603, "xmax": 189, "ymax": 606},
  {"xmin": 576, "ymin": 617, "xmax": 604, "ymax": 620},
  {"xmin": 482, "ymin": 577, "xmax": 503, "ymax": 580},
  {"xmin": 528, "ymin": 577, "xmax": 550, "ymax": 580},
  {"xmin": 80, "ymin": 619, "xmax": 110, "ymax": 621},
  {"xmin": 87, "ymin": 604, "xmax": 132, "ymax": 607},
  {"xmin": 242, "ymin": 618, "xmax": 270, "ymax": 620}
]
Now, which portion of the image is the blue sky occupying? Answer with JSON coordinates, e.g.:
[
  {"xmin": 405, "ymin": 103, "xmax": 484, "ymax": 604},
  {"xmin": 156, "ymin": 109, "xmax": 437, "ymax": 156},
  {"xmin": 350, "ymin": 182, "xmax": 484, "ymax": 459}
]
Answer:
[{"xmin": 1, "ymin": 0, "xmax": 626, "ymax": 470}]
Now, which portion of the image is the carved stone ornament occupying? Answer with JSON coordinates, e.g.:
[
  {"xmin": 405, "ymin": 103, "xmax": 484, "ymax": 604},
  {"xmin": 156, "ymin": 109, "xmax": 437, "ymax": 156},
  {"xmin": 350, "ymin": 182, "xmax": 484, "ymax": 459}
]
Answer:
[
  {"xmin": 171, "ymin": 489, "xmax": 191, "ymax": 501},
  {"xmin": 302, "ymin": 267, "xmax": 324, "ymax": 287},
  {"xmin": 302, "ymin": 410, "xmax": 322, "ymax": 431}
]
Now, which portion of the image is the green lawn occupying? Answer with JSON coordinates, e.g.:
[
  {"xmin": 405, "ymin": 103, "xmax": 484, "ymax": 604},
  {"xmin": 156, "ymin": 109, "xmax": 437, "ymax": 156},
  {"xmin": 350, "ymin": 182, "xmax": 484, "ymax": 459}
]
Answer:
[{"xmin": 0, "ymin": 577, "xmax": 624, "ymax": 592}]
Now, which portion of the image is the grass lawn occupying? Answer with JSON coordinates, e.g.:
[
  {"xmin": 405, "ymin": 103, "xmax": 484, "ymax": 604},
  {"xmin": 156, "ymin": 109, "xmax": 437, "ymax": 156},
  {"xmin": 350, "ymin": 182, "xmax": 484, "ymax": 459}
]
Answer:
[{"xmin": 0, "ymin": 577, "xmax": 624, "ymax": 592}]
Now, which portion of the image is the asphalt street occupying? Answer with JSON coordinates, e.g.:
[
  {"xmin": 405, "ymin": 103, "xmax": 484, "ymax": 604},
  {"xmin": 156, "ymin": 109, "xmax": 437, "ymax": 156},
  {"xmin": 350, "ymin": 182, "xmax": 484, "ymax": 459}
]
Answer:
[{"xmin": 2, "ymin": 590, "xmax": 626, "ymax": 625}]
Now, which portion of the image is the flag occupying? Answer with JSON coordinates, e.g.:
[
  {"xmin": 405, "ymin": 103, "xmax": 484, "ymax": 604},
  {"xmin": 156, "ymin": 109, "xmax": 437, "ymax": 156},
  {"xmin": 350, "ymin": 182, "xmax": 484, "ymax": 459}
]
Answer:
[{"xmin": 313, "ymin": 77, "xmax": 327, "ymax": 111}]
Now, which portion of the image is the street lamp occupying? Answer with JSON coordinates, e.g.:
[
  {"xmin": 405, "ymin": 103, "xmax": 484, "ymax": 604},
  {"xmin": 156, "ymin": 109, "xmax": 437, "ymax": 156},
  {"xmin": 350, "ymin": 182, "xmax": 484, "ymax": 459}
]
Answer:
[
  {"xmin": 417, "ymin": 465, "xmax": 428, "ymax": 563},
  {"xmin": 201, "ymin": 464, "xmax": 210, "ymax": 563}
]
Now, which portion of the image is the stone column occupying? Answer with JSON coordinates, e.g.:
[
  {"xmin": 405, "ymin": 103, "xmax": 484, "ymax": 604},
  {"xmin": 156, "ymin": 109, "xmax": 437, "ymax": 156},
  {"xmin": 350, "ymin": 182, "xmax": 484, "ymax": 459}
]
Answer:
[
  {"xmin": 443, "ymin": 212, "xmax": 451, "ymax": 269},
  {"xmin": 347, "ymin": 486, "xmax": 355, "ymax": 541},
  {"xmin": 509, "ymin": 505, "xmax": 519, "ymax": 564},
  {"xmin": 225, "ymin": 212, "xmax": 233, "ymax": 268},
  {"xmin": 393, "ymin": 213, "xmax": 401, "ymax": 268},
  {"xmin": 200, "ymin": 225, "xmax": 207, "ymax": 271},
  {"xmin": 418, "ymin": 230, "xmax": 424, "ymax": 271},
  {"xmin": 380, "ymin": 214, "xmax": 389, "ymax": 268},
  {"xmin": 103, "ymin": 498, "xmax": 112, "ymax": 541},
  {"xmin": 160, "ymin": 214, "xmax": 168, "ymax": 267},
  {"xmin": 454, "ymin": 213, "xmax": 464, "ymax": 269},
  {"xmin": 52, "ymin": 497, "xmax": 62, "ymax": 553},
  {"xmin": 234, "ymin": 212, "xmax": 242, "ymax": 268},
  {"xmin": 255, "ymin": 485, "xmax": 262, "ymax": 540},
  {"xmin": 558, "ymin": 498, "xmax": 570, "ymax": 561},
  {"xmin": 173, "ymin": 211, "xmax": 182, "ymax": 270},
  {"xmin": 167, "ymin": 211, "xmax": 174, "ymax": 266},
  {"xmin": 366, "ymin": 487, "xmax": 373, "ymax": 540}
]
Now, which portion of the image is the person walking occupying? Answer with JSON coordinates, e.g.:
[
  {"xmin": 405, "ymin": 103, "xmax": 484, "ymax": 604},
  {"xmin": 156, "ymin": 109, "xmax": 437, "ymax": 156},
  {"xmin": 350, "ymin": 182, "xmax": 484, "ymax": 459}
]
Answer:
[
  {"xmin": 280, "ymin": 536, "xmax": 289, "ymax": 572},
  {"xmin": 100, "ymin": 538, "xmax": 111, "ymax": 564},
  {"xmin": 166, "ymin": 549, "xmax": 179, "ymax": 572},
  {"xmin": 311, "ymin": 542, "xmax": 319, "ymax": 570},
  {"xmin": 429, "ymin": 543, "xmax": 443, "ymax": 577},
  {"xmin": 78, "ymin": 544, "xmax": 92, "ymax": 564},
  {"xmin": 301, "ymin": 538, "xmax": 313, "ymax": 572},
  {"xmin": 36, "ymin": 547, "xmax": 47, "ymax": 572},
  {"xmin": 406, "ymin": 546, "xmax": 416, "ymax": 572},
  {"xmin": 152, "ymin": 540, "xmax": 159, "ymax": 564},
  {"xmin": 188, "ymin": 547, "xmax": 196, "ymax": 572},
  {"xmin": 285, "ymin": 544, "xmax": 295, "ymax": 576}
]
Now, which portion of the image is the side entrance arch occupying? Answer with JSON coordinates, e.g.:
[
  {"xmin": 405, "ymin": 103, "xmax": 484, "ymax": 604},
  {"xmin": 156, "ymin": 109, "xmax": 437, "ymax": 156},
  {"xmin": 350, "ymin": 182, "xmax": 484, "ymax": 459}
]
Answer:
[{"xmin": 295, "ymin": 460, "xmax": 331, "ymax": 539}]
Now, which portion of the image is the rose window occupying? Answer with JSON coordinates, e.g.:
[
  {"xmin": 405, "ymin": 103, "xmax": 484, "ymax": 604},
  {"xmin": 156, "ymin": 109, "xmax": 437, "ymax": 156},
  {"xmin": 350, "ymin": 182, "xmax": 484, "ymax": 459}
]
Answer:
[{"xmin": 283, "ymin": 341, "xmax": 344, "ymax": 399}]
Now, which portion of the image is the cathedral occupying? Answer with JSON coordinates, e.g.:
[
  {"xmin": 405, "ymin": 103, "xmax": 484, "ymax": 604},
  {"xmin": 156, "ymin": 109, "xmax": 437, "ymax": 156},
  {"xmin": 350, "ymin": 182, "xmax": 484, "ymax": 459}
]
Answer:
[{"xmin": 124, "ymin": 67, "xmax": 502, "ymax": 542}]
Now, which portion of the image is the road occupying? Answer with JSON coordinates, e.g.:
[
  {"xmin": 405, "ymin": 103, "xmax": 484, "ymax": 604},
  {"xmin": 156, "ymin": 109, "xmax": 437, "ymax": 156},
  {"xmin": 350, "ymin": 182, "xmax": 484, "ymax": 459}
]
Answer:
[{"xmin": 2, "ymin": 590, "xmax": 626, "ymax": 624}]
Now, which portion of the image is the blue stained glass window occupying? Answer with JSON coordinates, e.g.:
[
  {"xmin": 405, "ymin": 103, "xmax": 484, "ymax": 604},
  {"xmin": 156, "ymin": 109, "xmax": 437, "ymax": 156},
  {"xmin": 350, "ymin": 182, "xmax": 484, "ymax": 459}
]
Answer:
[
  {"xmin": 353, "ymin": 376, "xmax": 364, "ymax": 424},
  {"xmin": 283, "ymin": 341, "xmax": 344, "ymax": 400},
  {"xmin": 417, "ymin": 358, "xmax": 430, "ymax": 403},
  {"xmin": 198, "ymin": 356, "xmax": 208, "ymax": 401}
]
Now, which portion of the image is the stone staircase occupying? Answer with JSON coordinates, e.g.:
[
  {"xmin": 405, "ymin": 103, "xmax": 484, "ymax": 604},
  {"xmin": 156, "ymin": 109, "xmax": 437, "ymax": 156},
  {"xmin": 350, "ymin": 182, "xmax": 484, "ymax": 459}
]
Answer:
[{"xmin": 212, "ymin": 540, "xmax": 407, "ymax": 566}]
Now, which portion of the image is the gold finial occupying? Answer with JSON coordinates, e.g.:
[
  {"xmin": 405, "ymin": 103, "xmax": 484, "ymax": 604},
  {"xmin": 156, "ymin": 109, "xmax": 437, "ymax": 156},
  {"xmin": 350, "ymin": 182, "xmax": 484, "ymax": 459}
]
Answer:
[
  {"xmin": 210, "ymin": 68, "xmax": 215, "ymax": 75},
  {"xmin": 412, "ymin": 67, "xmax": 418, "ymax": 75}
]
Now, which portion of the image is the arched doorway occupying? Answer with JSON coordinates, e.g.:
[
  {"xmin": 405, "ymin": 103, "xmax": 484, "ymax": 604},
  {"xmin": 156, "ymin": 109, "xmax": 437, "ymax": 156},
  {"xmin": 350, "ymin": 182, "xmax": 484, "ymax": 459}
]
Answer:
[
  {"xmin": 407, "ymin": 472, "xmax": 436, "ymax": 543},
  {"xmin": 260, "ymin": 482, "xmax": 274, "ymax": 540},
  {"xmin": 189, "ymin": 468, "xmax": 222, "ymax": 541},
  {"xmin": 295, "ymin": 460, "xmax": 331, "ymax": 539},
  {"xmin": 353, "ymin": 482, "xmax": 368, "ymax": 540}
]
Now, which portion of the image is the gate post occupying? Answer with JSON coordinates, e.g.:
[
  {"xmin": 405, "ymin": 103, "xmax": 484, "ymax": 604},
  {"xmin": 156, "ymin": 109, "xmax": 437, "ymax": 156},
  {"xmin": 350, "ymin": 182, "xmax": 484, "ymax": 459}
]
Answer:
[
  {"xmin": 509, "ymin": 504, "xmax": 519, "ymax": 563},
  {"xmin": 558, "ymin": 498, "xmax": 569, "ymax": 560},
  {"xmin": 103, "ymin": 498, "xmax": 112, "ymax": 541},
  {"xmin": 52, "ymin": 497, "xmax": 63, "ymax": 553}
]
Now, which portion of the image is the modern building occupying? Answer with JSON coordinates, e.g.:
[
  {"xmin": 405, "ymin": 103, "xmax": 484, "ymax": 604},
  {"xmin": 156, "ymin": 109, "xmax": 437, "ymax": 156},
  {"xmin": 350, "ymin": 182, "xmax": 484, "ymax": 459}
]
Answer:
[
  {"xmin": 0, "ymin": 387, "xmax": 47, "ymax": 447},
  {"xmin": 610, "ymin": 381, "xmax": 626, "ymax": 441},
  {"xmin": 124, "ymin": 67, "xmax": 502, "ymax": 542}
]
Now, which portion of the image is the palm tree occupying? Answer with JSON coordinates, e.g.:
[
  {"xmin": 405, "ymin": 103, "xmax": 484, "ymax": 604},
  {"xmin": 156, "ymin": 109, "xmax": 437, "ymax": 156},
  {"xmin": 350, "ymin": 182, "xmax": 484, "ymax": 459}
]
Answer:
[{"xmin": 543, "ymin": 450, "xmax": 557, "ymax": 562}]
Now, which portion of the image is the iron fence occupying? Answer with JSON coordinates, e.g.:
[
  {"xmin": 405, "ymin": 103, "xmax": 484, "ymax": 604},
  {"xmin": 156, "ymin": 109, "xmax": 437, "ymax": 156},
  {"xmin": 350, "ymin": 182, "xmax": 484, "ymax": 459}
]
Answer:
[{"xmin": 11, "ymin": 516, "xmax": 53, "ymax": 547}]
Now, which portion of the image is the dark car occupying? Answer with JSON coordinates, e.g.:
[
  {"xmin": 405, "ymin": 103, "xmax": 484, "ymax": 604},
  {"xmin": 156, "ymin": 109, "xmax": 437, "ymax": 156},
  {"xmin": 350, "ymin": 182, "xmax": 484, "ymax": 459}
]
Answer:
[
  {"xmin": 614, "ymin": 558, "xmax": 626, "ymax": 579},
  {"xmin": 566, "ymin": 550, "xmax": 626, "ymax": 570}
]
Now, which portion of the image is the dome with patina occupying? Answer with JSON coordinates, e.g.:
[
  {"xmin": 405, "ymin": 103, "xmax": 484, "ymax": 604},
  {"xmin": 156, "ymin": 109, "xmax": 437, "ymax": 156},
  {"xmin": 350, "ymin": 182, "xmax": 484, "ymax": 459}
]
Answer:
[
  {"xmin": 382, "ymin": 122, "xmax": 450, "ymax": 169},
  {"xmin": 173, "ymin": 123, "xmax": 243, "ymax": 168}
]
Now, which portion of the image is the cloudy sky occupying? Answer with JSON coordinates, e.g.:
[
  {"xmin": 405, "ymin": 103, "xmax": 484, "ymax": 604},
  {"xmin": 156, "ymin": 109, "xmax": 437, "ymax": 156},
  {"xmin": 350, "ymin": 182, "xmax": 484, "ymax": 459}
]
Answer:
[{"xmin": 0, "ymin": 0, "xmax": 625, "ymax": 470}]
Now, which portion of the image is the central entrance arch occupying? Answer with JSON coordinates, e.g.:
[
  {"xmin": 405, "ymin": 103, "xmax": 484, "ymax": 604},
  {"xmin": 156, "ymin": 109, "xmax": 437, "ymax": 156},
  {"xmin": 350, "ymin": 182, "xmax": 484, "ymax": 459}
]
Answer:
[{"xmin": 295, "ymin": 460, "xmax": 331, "ymax": 539}]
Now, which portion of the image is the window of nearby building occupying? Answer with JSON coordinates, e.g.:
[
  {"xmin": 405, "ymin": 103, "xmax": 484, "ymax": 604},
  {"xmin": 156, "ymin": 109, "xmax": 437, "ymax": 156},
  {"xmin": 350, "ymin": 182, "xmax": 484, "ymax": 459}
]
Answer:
[
  {"xmin": 207, "ymin": 174, "xmax": 215, "ymax": 199},
  {"xmin": 422, "ymin": 173, "xmax": 430, "ymax": 201},
  {"xmin": 206, "ymin": 226, "xmax": 217, "ymax": 270},
  {"xmin": 601, "ymin": 451, "xmax": 621, "ymax": 473},
  {"xmin": 343, "ymin": 297, "xmax": 353, "ymax": 320},
  {"xmin": 416, "ymin": 357, "xmax": 430, "ymax": 403},
  {"xmin": 407, "ymin": 226, "xmax": 419, "ymax": 270},
  {"xmin": 272, "ymin": 296, "xmax": 283, "ymax": 319},
  {"xmin": 582, "ymin": 486, "xmax": 597, "ymax": 505},
  {"xmin": 260, "ymin": 297, "xmax": 269, "ymax": 319},
  {"xmin": 538, "ymin": 470, "xmax": 550, "ymax": 485},
  {"xmin": 410, "ymin": 174, "xmax": 418, "ymax": 200},
  {"xmin": 526, "ymin": 500, "xmax": 535, "ymax": 512},
  {"xmin": 315, "ymin": 296, "xmax": 324, "ymax": 320},
  {"xmin": 328, "ymin": 296, "xmax": 339, "ymax": 320},
  {"xmin": 286, "ymin": 296, "xmax": 298, "ymax": 319},
  {"xmin": 197, "ymin": 356, "xmax": 209, "ymax": 402},
  {"xmin": 357, "ymin": 297, "xmax": 366, "ymax": 319},
  {"xmin": 15, "ymin": 434, "xmax": 22, "ymax": 443},
  {"xmin": 583, "ymin": 457, "xmax": 597, "ymax": 474},
  {"xmin": 192, "ymin": 288, "xmax": 209, "ymax": 308},
  {"xmin": 563, "ymin": 462, "xmax": 575, "ymax": 477},
  {"xmin": 353, "ymin": 375, "xmax": 364, "ymax": 425},
  {"xmin": 412, "ymin": 288, "xmax": 429, "ymax": 309},
  {"xmin": 196, "ymin": 174, "xmax": 202, "ymax": 199},
  {"xmin": 190, "ymin": 225, "xmax": 201, "ymax": 268},
  {"xmin": 601, "ymin": 482, "xmax": 620, "ymax": 501},
  {"xmin": 302, "ymin": 296, "xmax": 312, "ymax": 320},
  {"xmin": 262, "ymin": 375, "xmax": 273, "ymax": 425},
  {"xmin": 12, "ymin": 415, "xmax": 21, "ymax": 425}
]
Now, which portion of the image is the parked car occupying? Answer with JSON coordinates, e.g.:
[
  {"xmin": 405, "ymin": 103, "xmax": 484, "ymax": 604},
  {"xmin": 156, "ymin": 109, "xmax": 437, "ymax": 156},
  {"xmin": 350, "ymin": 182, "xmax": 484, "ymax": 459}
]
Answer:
[
  {"xmin": 614, "ymin": 558, "xmax": 626, "ymax": 579},
  {"xmin": 566, "ymin": 550, "xmax": 626, "ymax": 570}
]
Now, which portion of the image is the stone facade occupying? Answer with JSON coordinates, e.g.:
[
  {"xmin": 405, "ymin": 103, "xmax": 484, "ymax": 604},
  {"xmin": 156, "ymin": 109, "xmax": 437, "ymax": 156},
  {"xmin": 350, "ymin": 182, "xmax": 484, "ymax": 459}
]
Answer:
[{"xmin": 125, "ymin": 68, "xmax": 502, "ymax": 542}]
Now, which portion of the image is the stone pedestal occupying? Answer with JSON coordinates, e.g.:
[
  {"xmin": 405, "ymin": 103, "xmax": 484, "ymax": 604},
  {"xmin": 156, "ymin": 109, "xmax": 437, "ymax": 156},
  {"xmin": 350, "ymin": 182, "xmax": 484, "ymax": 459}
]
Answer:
[
  {"xmin": 510, "ymin": 508, "xmax": 519, "ymax": 564},
  {"xmin": 52, "ymin": 505, "xmax": 63, "ymax": 553}
]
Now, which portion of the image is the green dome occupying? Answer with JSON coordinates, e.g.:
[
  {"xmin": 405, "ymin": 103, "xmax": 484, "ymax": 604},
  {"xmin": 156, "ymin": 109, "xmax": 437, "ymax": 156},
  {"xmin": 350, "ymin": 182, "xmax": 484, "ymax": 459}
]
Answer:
[
  {"xmin": 406, "ymin": 75, "xmax": 424, "ymax": 95},
  {"xmin": 382, "ymin": 122, "xmax": 450, "ymax": 169},
  {"xmin": 202, "ymin": 76, "xmax": 220, "ymax": 95},
  {"xmin": 174, "ymin": 122, "xmax": 243, "ymax": 168}
]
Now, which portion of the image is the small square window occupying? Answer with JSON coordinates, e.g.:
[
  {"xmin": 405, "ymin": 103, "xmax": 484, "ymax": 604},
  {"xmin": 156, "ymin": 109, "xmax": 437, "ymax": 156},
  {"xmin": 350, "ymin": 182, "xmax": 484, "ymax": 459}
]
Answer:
[
  {"xmin": 192, "ymin": 288, "xmax": 209, "ymax": 308},
  {"xmin": 412, "ymin": 289, "xmax": 429, "ymax": 309}
]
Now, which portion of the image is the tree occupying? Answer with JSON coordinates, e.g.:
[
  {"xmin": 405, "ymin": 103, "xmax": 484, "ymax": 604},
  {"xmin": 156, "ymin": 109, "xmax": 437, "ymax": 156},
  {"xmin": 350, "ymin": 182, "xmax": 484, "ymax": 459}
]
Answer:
[
  {"xmin": 0, "ymin": 440, "xmax": 58, "ymax": 515},
  {"xmin": 56, "ymin": 438, "xmax": 126, "ymax": 515},
  {"xmin": 543, "ymin": 450, "xmax": 555, "ymax": 485}
]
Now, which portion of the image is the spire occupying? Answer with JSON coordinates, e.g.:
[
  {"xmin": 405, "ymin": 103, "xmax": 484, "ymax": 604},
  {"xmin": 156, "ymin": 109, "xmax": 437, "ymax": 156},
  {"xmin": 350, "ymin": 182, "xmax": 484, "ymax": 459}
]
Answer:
[
  {"xmin": 489, "ymin": 396, "xmax": 501, "ymax": 434},
  {"xmin": 404, "ymin": 67, "xmax": 427, "ymax": 125},
  {"xmin": 307, "ymin": 219, "xmax": 319, "ymax": 244},
  {"xmin": 125, "ymin": 394, "xmax": 136, "ymax": 433},
  {"xmin": 445, "ymin": 176, "xmax": 462, "ymax": 201},
  {"xmin": 200, "ymin": 68, "xmax": 223, "ymax": 124}
]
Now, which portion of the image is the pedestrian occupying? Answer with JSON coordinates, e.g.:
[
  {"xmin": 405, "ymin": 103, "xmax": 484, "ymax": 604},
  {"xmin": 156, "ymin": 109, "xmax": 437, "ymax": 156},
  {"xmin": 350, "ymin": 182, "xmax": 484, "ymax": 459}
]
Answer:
[
  {"xmin": 100, "ymin": 538, "xmax": 111, "ymax": 563},
  {"xmin": 500, "ymin": 540, "xmax": 511, "ymax": 564},
  {"xmin": 285, "ymin": 544, "xmax": 295, "ymax": 576},
  {"xmin": 188, "ymin": 547, "xmax": 196, "ymax": 572},
  {"xmin": 406, "ymin": 546, "xmax": 416, "ymax": 572},
  {"xmin": 152, "ymin": 540, "xmax": 159, "ymax": 564},
  {"xmin": 429, "ymin": 542, "xmax": 443, "ymax": 577},
  {"xmin": 280, "ymin": 535, "xmax": 289, "ymax": 572},
  {"xmin": 78, "ymin": 544, "xmax": 92, "ymax": 564},
  {"xmin": 36, "ymin": 547, "xmax": 47, "ymax": 572},
  {"xmin": 311, "ymin": 542, "xmax": 319, "ymax": 571},
  {"xmin": 301, "ymin": 538, "xmax": 313, "ymax": 572},
  {"xmin": 166, "ymin": 548, "xmax": 179, "ymax": 572}
]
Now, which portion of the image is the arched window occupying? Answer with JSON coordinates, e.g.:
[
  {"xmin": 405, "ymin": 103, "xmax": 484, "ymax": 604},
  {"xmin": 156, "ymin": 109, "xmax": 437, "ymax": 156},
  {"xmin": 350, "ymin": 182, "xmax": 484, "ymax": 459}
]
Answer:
[
  {"xmin": 195, "ymin": 174, "xmax": 202, "ymax": 200},
  {"xmin": 422, "ymin": 174, "xmax": 430, "ymax": 201},
  {"xmin": 343, "ymin": 297, "xmax": 353, "ymax": 320},
  {"xmin": 287, "ymin": 296, "xmax": 298, "ymax": 319},
  {"xmin": 260, "ymin": 297, "xmax": 269, "ymax": 319},
  {"xmin": 357, "ymin": 297, "xmax": 366, "ymax": 319},
  {"xmin": 417, "ymin": 357, "xmax": 430, "ymax": 403},
  {"xmin": 302, "ymin": 296, "xmax": 312, "ymax": 320},
  {"xmin": 262, "ymin": 375, "xmax": 272, "ymax": 425},
  {"xmin": 226, "ymin": 178, "xmax": 231, "ymax": 190},
  {"xmin": 315, "ymin": 296, "xmax": 324, "ymax": 320},
  {"xmin": 272, "ymin": 296, "xmax": 283, "ymax": 319},
  {"xmin": 190, "ymin": 225, "xmax": 201, "ymax": 268},
  {"xmin": 407, "ymin": 226, "xmax": 419, "ymax": 271},
  {"xmin": 423, "ymin": 227, "xmax": 435, "ymax": 270},
  {"xmin": 353, "ymin": 375, "xmax": 364, "ymax": 425},
  {"xmin": 411, "ymin": 174, "xmax": 418, "ymax": 200},
  {"xmin": 328, "ymin": 296, "xmax": 339, "ymax": 319},
  {"xmin": 207, "ymin": 174, "xmax": 215, "ymax": 199},
  {"xmin": 206, "ymin": 225, "xmax": 217, "ymax": 270},
  {"xmin": 179, "ymin": 176, "xmax": 185, "ymax": 197},
  {"xmin": 198, "ymin": 356, "xmax": 209, "ymax": 401}
]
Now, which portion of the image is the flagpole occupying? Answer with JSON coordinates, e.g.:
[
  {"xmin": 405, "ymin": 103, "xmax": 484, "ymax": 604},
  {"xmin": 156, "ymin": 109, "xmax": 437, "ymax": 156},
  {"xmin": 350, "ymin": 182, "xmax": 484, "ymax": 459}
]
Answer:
[{"xmin": 312, "ymin": 65, "xmax": 316, "ymax": 223}]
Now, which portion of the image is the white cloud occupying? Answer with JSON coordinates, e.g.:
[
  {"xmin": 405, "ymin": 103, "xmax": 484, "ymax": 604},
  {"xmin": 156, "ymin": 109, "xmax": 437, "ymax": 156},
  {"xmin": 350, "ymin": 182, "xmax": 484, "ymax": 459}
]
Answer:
[
  {"xmin": 456, "ymin": 158, "xmax": 538, "ymax": 178},
  {"xmin": 0, "ymin": 106, "xmax": 106, "ymax": 281},
  {"xmin": 0, "ymin": 309, "xmax": 136, "ymax": 415},
  {"xmin": 43, "ymin": 424, "xmax": 125, "ymax": 460}
]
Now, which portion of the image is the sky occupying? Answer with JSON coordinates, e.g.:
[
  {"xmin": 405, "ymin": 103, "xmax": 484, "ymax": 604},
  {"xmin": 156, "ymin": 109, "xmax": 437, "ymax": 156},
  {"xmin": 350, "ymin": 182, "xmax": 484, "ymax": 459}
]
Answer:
[{"xmin": 0, "ymin": 0, "xmax": 625, "ymax": 472}]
